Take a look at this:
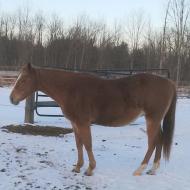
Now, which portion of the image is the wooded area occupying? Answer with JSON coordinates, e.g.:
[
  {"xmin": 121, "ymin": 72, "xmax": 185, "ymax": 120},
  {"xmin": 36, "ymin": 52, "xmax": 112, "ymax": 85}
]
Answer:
[{"xmin": 0, "ymin": 0, "xmax": 189, "ymax": 83}]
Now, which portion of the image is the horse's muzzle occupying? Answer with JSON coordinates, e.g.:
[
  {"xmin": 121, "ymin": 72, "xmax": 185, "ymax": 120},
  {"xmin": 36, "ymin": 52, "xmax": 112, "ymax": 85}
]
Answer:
[{"xmin": 10, "ymin": 95, "xmax": 19, "ymax": 105}]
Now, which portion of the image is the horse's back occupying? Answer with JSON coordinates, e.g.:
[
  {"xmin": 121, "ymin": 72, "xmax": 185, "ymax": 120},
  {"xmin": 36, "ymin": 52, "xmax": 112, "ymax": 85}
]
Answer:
[{"xmin": 118, "ymin": 73, "xmax": 175, "ymax": 97}]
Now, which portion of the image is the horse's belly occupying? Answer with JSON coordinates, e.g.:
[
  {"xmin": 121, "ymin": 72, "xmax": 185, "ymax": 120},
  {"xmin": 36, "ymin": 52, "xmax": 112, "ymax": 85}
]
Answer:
[{"xmin": 94, "ymin": 109, "xmax": 142, "ymax": 127}]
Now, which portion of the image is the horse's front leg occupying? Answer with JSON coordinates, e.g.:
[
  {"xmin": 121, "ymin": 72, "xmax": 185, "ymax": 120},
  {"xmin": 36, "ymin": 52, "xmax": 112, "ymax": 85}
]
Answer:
[
  {"xmin": 72, "ymin": 123, "xmax": 84, "ymax": 173},
  {"xmin": 76, "ymin": 124, "xmax": 96, "ymax": 176}
]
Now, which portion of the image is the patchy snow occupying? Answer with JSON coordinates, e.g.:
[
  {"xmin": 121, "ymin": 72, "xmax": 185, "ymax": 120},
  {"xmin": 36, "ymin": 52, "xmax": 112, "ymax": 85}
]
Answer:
[{"xmin": 0, "ymin": 87, "xmax": 190, "ymax": 190}]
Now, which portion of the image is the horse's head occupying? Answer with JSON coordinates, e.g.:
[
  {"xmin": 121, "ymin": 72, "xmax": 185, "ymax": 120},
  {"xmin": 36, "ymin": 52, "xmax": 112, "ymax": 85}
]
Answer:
[{"xmin": 10, "ymin": 63, "xmax": 37, "ymax": 105}]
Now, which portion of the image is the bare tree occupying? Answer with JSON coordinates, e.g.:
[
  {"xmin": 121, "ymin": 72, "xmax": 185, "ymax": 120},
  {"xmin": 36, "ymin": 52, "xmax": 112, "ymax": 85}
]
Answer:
[
  {"xmin": 9, "ymin": 14, "xmax": 16, "ymax": 40},
  {"xmin": 17, "ymin": 6, "xmax": 30, "ymax": 40},
  {"xmin": 0, "ymin": 13, "xmax": 15, "ymax": 38},
  {"xmin": 168, "ymin": 0, "xmax": 190, "ymax": 83},
  {"xmin": 0, "ymin": 15, "xmax": 4, "ymax": 37},
  {"xmin": 160, "ymin": 0, "xmax": 171, "ymax": 69},
  {"xmin": 47, "ymin": 14, "xmax": 64, "ymax": 42},
  {"xmin": 113, "ymin": 21, "xmax": 123, "ymax": 46},
  {"xmin": 34, "ymin": 12, "xmax": 45, "ymax": 44},
  {"xmin": 125, "ymin": 10, "xmax": 146, "ymax": 69}
]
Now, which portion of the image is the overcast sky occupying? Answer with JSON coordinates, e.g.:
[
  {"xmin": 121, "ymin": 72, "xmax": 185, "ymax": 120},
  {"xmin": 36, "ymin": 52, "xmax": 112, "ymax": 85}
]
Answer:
[{"xmin": 0, "ymin": 0, "xmax": 167, "ymax": 28}]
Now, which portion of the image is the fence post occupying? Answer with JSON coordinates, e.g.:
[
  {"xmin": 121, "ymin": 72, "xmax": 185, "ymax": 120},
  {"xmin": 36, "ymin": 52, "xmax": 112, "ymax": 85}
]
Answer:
[{"xmin": 24, "ymin": 93, "xmax": 35, "ymax": 123}]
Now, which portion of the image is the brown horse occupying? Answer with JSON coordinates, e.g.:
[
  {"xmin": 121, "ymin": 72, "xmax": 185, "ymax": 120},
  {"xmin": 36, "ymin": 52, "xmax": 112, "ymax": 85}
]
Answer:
[{"xmin": 10, "ymin": 63, "xmax": 176, "ymax": 176}]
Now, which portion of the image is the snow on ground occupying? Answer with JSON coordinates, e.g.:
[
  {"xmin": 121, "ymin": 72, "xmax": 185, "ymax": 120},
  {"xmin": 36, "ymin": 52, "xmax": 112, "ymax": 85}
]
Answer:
[{"xmin": 0, "ymin": 87, "xmax": 190, "ymax": 190}]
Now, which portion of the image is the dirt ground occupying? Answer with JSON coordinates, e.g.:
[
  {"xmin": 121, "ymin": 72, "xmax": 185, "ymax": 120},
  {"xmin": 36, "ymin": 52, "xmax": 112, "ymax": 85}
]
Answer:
[{"xmin": 2, "ymin": 124, "xmax": 73, "ymax": 137}]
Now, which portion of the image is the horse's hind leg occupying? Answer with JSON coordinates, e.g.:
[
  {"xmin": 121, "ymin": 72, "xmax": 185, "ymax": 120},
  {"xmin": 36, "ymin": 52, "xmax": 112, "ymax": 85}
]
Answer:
[
  {"xmin": 133, "ymin": 118, "xmax": 160, "ymax": 176},
  {"xmin": 146, "ymin": 129, "xmax": 163, "ymax": 175},
  {"xmin": 72, "ymin": 123, "xmax": 84, "ymax": 173}
]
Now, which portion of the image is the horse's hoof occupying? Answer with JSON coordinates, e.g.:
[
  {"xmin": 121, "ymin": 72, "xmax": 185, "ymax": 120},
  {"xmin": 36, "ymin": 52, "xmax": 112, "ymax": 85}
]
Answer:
[
  {"xmin": 146, "ymin": 170, "xmax": 156, "ymax": 175},
  {"xmin": 72, "ymin": 167, "xmax": 80, "ymax": 173},
  {"xmin": 133, "ymin": 171, "xmax": 142, "ymax": 176},
  {"xmin": 84, "ymin": 169, "xmax": 93, "ymax": 176}
]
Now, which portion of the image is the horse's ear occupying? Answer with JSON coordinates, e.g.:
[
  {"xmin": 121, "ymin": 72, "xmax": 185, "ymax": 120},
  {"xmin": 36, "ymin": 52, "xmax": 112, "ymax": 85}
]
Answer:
[{"xmin": 26, "ymin": 62, "xmax": 32, "ymax": 71}]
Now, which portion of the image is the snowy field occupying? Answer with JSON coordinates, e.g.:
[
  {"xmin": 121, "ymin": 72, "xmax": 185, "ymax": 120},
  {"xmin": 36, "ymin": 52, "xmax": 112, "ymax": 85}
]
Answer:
[{"xmin": 0, "ymin": 87, "xmax": 190, "ymax": 190}]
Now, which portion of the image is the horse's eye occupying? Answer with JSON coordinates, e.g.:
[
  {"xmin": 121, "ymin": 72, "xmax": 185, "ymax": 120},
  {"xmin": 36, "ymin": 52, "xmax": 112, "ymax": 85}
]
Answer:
[{"xmin": 16, "ymin": 79, "xmax": 25, "ymax": 87}]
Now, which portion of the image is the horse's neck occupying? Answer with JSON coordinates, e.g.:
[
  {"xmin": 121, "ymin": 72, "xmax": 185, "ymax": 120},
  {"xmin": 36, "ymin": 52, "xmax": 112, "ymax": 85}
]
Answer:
[{"xmin": 37, "ymin": 68, "xmax": 68, "ymax": 102}]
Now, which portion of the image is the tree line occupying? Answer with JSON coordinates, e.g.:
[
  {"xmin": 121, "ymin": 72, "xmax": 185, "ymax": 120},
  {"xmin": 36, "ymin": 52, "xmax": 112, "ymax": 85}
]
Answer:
[{"xmin": 0, "ymin": 0, "xmax": 189, "ymax": 83}]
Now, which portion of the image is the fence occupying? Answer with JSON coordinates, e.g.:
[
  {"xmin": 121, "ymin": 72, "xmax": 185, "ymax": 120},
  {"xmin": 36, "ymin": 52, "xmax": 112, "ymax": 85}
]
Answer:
[{"xmin": 0, "ymin": 71, "xmax": 18, "ymax": 86}]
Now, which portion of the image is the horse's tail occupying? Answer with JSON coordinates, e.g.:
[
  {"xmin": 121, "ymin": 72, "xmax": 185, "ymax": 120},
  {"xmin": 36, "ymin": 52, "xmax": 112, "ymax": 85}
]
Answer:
[{"xmin": 162, "ymin": 87, "xmax": 177, "ymax": 160}]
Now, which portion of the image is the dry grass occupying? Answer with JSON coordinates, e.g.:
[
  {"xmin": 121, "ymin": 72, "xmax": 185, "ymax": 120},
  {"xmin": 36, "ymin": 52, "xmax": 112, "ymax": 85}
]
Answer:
[{"xmin": 2, "ymin": 124, "xmax": 73, "ymax": 137}]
